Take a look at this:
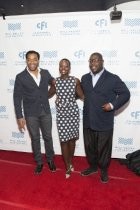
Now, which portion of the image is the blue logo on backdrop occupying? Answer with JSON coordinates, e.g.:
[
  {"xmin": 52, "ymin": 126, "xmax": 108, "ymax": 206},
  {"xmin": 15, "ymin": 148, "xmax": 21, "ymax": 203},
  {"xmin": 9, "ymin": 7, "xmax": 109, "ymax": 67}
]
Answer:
[
  {"xmin": 19, "ymin": 51, "xmax": 27, "ymax": 60},
  {"xmin": 63, "ymin": 20, "xmax": 78, "ymax": 28},
  {"xmin": 37, "ymin": 21, "xmax": 47, "ymax": 30},
  {"xmin": 7, "ymin": 79, "xmax": 15, "ymax": 93},
  {"xmin": 12, "ymin": 132, "xmax": 24, "ymax": 138},
  {"xmin": 95, "ymin": 19, "xmax": 107, "ymax": 28},
  {"xmin": 74, "ymin": 50, "xmax": 85, "ymax": 59},
  {"xmin": 0, "ymin": 106, "xmax": 8, "ymax": 119},
  {"xmin": 131, "ymin": 111, "xmax": 140, "ymax": 120},
  {"xmin": 43, "ymin": 51, "xmax": 57, "ymax": 58},
  {"xmin": 102, "ymin": 50, "xmax": 117, "ymax": 57},
  {"xmin": 126, "ymin": 111, "xmax": 140, "ymax": 125},
  {"xmin": 130, "ymin": 51, "xmax": 140, "ymax": 66},
  {"xmin": 121, "ymin": 18, "xmax": 140, "ymax": 34},
  {"xmin": 60, "ymin": 20, "xmax": 80, "ymax": 36},
  {"xmin": 41, "ymin": 51, "xmax": 58, "ymax": 66},
  {"xmin": 135, "ymin": 51, "xmax": 140, "ymax": 58},
  {"xmin": 0, "ymin": 52, "xmax": 4, "ymax": 59},
  {"xmin": 51, "ymin": 107, "xmax": 56, "ymax": 114},
  {"xmin": 124, "ymin": 80, "xmax": 140, "ymax": 96},
  {"xmin": 118, "ymin": 137, "xmax": 133, "ymax": 145},
  {"xmin": 10, "ymin": 131, "xmax": 27, "ymax": 145},
  {"xmin": 0, "ymin": 52, "xmax": 6, "ymax": 66},
  {"xmin": 9, "ymin": 79, "xmax": 15, "ymax": 86},
  {"xmin": 124, "ymin": 81, "xmax": 137, "ymax": 89},
  {"xmin": 8, "ymin": 23, "xmax": 21, "ymax": 31},
  {"xmin": 125, "ymin": 18, "xmax": 140, "ymax": 27},
  {"xmin": 114, "ymin": 137, "xmax": 134, "ymax": 153},
  {"xmin": 5, "ymin": 23, "xmax": 23, "ymax": 37},
  {"xmin": 14, "ymin": 51, "xmax": 26, "ymax": 66},
  {"xmin": 93, "ymin": 18, "xmax": 110, "ymax": 35},
  {"xmin": 32, "ymin": 21, "xmax": 51, "ymax": 36},
  {"xmin": 71, "ymin": 50, "xmax": 86, "ymax": 66},
  {"xmin": 102, "ymin": 50, "xmax": 119, "ymax": 66},
  {"xmin": 51, "ymin": 107, "xmax": 56, "ymax": 120},
  {"xmin": 79, "ymin": 108, "xmax": 83, "ymax": 121},
  {"xmin": 0, "ymin": 106, "xmax": 6, "ymax": 112},
  {"xmin": 124, "ymin": 81, "xmax": 140, "ymax": 96}
]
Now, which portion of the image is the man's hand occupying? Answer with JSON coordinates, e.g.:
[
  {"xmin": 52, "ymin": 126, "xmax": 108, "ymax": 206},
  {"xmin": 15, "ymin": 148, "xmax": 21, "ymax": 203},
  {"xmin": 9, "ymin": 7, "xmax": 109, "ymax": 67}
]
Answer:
[
  {"xmin": 102, "ymin": 103, "xmax": 112, "ymax": 112},
  {"xmin": 17, "ymin": 118, "xmax": 26, "ymax": 132}
]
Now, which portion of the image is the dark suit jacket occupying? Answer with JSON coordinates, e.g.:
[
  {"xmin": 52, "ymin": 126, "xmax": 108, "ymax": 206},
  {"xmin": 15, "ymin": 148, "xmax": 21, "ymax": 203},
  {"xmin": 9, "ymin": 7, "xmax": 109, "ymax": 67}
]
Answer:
[
  {"xmin": 13, "ymin": 68, "xmax": 53, "ymax": 119},
  {"xmin": 81, "ymin": 69, "xmax": 130, "ymax": 131}
]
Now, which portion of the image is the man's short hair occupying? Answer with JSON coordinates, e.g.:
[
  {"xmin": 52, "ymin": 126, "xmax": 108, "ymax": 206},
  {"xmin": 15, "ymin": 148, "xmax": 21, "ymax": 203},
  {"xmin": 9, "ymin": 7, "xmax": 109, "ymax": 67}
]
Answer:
[{"xmin": 26, "ymin": 50, "xmax": 40, "ymax": 60}]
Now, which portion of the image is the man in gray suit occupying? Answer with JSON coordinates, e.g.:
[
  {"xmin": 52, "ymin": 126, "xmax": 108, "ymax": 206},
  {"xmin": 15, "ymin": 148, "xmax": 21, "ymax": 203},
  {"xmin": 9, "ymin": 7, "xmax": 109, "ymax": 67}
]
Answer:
[
  {"xmin": 81, "ymin": 52, "xmax": 130, "ymax": 183},
  {"xmin": 13, "ymin": 50, "xmax": 56, "ymax": 174}
]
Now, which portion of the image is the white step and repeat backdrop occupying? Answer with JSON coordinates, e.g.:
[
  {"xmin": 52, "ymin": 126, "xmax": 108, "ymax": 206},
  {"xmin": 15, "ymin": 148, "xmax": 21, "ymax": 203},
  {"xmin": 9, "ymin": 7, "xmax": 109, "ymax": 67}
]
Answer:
[{"xmin": 0, "ymin": 11, "xmax": 140, "ymax": 158}]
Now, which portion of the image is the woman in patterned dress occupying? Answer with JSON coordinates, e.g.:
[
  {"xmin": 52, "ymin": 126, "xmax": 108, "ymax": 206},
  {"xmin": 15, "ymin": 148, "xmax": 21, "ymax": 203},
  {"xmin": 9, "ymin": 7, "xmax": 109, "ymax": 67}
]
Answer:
[{"xmin": 49, "ymin": 58, "xmax": 84, "ymax": 178}]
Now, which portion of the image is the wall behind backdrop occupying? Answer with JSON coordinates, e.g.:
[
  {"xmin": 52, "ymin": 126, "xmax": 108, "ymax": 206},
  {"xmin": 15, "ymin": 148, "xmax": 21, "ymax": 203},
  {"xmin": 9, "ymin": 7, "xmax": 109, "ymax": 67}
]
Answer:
[{"xmin": 0, "ymin": 10, "xmax": 140, "ymax": 158}]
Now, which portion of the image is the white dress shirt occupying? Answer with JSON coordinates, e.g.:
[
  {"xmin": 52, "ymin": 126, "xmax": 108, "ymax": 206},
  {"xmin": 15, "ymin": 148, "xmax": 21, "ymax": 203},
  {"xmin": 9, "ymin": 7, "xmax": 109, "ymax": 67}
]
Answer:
[
  {"xmin": 27, "ymin": 67, "xmax": 41, "ymax": 86},
  {"xmin": 90, "ymin": 69, "xmax": 113, "ymax": 110}
]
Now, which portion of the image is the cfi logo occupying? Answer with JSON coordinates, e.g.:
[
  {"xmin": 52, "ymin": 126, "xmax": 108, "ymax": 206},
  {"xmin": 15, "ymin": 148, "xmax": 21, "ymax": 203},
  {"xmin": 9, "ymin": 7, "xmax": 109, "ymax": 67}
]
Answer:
[
  {"xmin": 135, "ymin": 51, "xmax": 140, "ymax": 58},
  {"xmin": 95, "ymin": 19, "xmax": 107, "ymax": 27},
  {"xmin": 37, "ymin": 21, "xmax": 47, "ymax": 30},
  {"xmin": 74, "ymin": 50, "xmax": 85, "ymax": 59},
  {"xmin": 19, "ymin": 51, "xmax": 26, "ymax": 59},
  {"xmin": 131, "ymin": 111, "xmax": 140, "ymax": 119}
]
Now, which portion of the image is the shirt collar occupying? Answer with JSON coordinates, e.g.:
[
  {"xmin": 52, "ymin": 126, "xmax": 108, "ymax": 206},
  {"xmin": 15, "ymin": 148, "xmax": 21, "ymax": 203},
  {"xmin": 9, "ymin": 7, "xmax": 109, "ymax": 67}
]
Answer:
[
  {"xmin": 26, "ymin": 67, "xmax": 41, "ymax": 74},
  {"xmin": 90, "ymin": 68, "xmax": 104, "ymax": 77}
]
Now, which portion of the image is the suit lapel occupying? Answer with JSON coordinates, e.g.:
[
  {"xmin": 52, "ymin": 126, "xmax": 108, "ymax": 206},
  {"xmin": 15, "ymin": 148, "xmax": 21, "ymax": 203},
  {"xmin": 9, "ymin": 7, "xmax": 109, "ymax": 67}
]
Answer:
[
  {"xmin": 93, "ymin": 70, "xmax": 106, "ymax": 90},
  {"xmin": 86, "ymin": 73, "xmax": 94, "ymax": 91},
  {"xmin": 25, "ymin": 69, "xmax": 39, "ymax": 88},
  {"xmin": 39, "ymin": 69, "xmax": 43, "ymax": 87}
]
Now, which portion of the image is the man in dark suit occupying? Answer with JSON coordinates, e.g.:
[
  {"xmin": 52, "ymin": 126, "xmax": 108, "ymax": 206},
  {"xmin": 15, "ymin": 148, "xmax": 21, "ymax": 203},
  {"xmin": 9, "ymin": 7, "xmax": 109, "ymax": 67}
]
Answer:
[
  {"xmin": 81, "ymin": 52, "xmax": 130, "ymax": 183},
  {"xmin": 13, "ymin": 50, "xmax": 56, "ymax": 174}
]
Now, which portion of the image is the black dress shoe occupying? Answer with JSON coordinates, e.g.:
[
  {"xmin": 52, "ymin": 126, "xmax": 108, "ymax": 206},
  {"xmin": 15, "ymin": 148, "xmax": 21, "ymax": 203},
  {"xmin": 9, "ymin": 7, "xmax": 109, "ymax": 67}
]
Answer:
[
  {"xmin": 34, "ymin": 164, "xmax": 43, "ymax": 174},
  {"xmin": 81, "ymin": 167, "xmax": 98, "ymax": 176},
  {"xmin": 48, "ymin": 160, "xmax": 56, "ymax": 172},
  {"xmin": 100, "ymin": 170, "xmax": 109, "ymax": 183}
]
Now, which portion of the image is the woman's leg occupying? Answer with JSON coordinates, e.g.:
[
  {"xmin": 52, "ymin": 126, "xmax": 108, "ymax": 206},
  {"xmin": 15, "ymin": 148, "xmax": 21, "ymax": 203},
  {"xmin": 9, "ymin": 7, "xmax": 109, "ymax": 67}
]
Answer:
[
  {"xmin": 61, "ymin": 141, "xmax": 70, "ymax": 171},
  {"xmin": 68, "ymin": 139, "xmax": 76, "ymax": 169}
]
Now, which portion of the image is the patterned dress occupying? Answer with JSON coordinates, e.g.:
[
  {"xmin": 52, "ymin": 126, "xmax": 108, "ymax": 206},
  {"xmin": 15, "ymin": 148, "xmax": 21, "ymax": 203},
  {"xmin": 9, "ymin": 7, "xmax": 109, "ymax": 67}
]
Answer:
[{"xmin": 55, "ymin": 76, "xmax": 80, "ymax": 142}]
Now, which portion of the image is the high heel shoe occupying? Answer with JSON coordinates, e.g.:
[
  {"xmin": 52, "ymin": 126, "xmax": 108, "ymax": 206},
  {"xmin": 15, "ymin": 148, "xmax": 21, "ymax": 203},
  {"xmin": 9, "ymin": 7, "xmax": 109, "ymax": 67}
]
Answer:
[
  {"xmin": 66, "ymin": 168, "xmax": 71, "ymax": 179},
  {"xmin": 70, "ymin": 164, "xmax": 74, "ymax": 172}
]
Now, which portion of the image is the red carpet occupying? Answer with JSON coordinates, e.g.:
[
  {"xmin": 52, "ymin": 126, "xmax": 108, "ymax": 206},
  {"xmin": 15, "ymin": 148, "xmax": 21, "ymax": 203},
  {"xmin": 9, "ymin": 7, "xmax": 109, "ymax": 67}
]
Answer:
[{"xmin": 0, "ymin": 150, "xmax": 140, "ymax": 210}]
